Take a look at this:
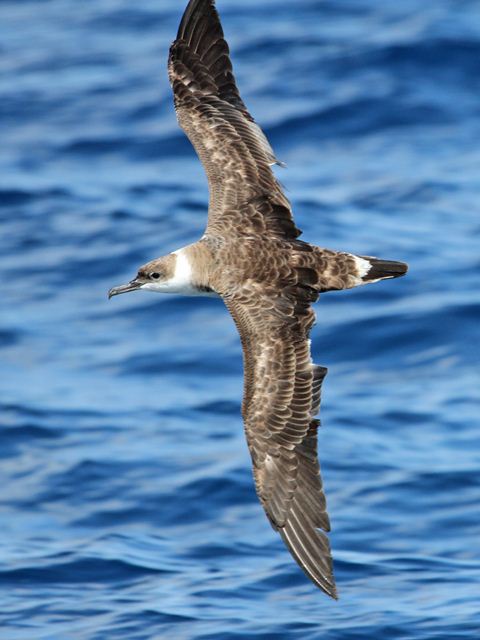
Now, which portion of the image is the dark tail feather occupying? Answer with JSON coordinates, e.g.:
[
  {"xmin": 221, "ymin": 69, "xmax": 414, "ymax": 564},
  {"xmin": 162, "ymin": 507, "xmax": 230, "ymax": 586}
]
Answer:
[{"xmin": 360, "ymin": 257, "xmax": 408, "ymax": 283}]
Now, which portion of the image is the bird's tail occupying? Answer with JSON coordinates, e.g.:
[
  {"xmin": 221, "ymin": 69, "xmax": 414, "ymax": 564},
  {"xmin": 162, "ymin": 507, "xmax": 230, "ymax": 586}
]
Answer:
[
  {"xmin": 355, "ymin": 255, "xmax": 408, "ymax": 285},
  {"xmin": 295, "ymin": 247, "xmax": 408, "ymax": 292}
]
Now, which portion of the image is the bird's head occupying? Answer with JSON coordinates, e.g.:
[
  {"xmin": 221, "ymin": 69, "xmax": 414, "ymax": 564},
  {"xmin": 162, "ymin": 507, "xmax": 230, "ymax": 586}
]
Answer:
[{"xmin": 108, "ymin": 254, "xmax": 177, "ymax": 298}]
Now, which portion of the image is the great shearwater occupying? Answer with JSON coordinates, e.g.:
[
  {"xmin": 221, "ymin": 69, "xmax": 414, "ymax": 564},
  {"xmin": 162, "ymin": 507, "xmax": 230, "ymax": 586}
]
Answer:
[{"xmin": 109, "ymin": 0, "xmax": 407, "ymax": 598}]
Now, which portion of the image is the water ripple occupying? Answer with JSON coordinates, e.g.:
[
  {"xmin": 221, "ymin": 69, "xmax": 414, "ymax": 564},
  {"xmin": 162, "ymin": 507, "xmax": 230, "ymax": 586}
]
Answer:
[{"xmin": 1, "ymin": 0, "xmax": 479, "ymax": 638}]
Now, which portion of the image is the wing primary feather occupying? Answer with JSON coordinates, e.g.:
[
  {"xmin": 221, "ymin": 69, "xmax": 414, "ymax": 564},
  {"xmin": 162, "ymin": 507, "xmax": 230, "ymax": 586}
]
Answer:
[{"xmin": 279, "ymin": 506, "xmax": 338, "ymax": 599}]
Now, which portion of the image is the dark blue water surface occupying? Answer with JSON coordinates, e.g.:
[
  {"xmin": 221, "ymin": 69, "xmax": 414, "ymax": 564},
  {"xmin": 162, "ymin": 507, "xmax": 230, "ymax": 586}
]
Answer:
[{"xmin": 1, "ymin": 0, "xmax": 480, "ymax": 638}]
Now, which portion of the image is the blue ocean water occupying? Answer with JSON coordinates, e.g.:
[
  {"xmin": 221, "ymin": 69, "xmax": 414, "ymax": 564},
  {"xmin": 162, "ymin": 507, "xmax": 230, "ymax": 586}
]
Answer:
[{"xmin": 1, "ymin": 0, "xmax": 479, "ymax": 637}]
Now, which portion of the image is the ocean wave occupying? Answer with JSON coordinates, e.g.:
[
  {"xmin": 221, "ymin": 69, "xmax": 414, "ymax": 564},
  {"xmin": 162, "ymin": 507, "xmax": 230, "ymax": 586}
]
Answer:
[{"xmin": 1, "ymin": 0, "xmax": 479, "ymax": 638}]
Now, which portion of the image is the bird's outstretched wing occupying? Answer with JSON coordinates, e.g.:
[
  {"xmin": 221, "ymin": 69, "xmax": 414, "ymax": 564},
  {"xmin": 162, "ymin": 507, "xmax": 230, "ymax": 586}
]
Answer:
[
  {"xmin": 168, "ymin": 0, "xmax": 300, "ymax": 238},
  {"xmin": 171, "ymin": 0, "xmax": 336, "ymax": 596},
  {"xmin": 223, "ymin": 275, "xmax": 337, "ymax": 598}
]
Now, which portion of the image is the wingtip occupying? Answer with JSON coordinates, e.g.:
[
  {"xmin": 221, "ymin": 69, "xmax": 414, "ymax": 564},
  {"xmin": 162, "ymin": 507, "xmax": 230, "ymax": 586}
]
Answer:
[
  {"xmin": 278, "ymin": 521, "xmax": 338, "ymax": 599},
  {"xmin": 328, "ymin": 583, "xmax": 339, "ymax": 601},
  {"xmin": 177, "ymin": 0, "xmax": 220, "ymax": 42}
]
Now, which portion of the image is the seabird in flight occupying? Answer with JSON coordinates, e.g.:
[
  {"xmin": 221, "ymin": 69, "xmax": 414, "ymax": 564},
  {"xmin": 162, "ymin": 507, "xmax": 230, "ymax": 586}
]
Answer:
[{"xmin": 109, "ymin": 0, "xmax": 407, "ymax": 598}]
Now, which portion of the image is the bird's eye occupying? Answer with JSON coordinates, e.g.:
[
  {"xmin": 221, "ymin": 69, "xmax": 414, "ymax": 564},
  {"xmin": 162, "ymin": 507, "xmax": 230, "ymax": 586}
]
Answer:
[{"xmin": 151, "ymin": 272, "xmax": 160, "ymax": 280}]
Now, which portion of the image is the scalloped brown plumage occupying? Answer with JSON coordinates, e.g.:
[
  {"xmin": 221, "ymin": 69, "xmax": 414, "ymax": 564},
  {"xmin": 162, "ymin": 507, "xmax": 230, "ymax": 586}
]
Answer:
[{"xmin": 109, "ymin": 0, "xmax": 408, "ymax": 598}]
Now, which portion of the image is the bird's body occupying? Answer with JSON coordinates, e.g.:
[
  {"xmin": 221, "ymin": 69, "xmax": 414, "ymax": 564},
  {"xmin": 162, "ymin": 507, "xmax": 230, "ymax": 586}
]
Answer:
[{"xmin": 109, "ymin": 0, "xmax": 407, "ymax": 598}]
